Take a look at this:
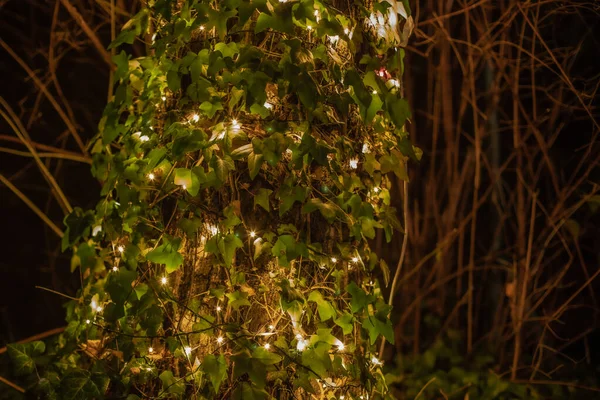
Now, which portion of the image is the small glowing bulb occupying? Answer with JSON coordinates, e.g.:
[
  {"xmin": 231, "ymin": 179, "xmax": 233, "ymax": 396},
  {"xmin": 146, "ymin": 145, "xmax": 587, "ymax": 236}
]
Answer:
[
  {"xmin": 140, "ymin": 135, "xmax": 150, "ymax": 142},
  {"xmin": 216, "ymin": 336, "xmax": 224, "ymax": 344},
  {"xmin": 373, "ymin": 187, "xmax": 380, "ymax": 193},
  {"xmin": 337, "ymin": 342, "xmax": 345, "ymax": 351},
  {"xmin": 307, "ymin": 25, "xmax": 313, "ymax": 30},
  {"xmin": 199, "ymin": 25, "xmax": 205, "ymax": 30},
  {"xmin": 344, "ymin": 28, "xmax": 349, "ymax": 35},
  {"xmin": 340, "ymin": 396, "xmax": 345, "ymax": 399},
  {"xmin": 314, "ymin": 10, "xmax": 319, "ymax": 16},
  {"xmin": 362, "ymin": 143, "xmax": 370, "ymax": 154},
  {"xmin": 85, "ymin": 319, "xmax": 91, "ymax": 324},
  {"xmin": 296, "ymin": 339, "xmax": 307, "ymax": 352},
  {"xmin": 161, "ymin": 276, "xmax": 167, "ymax": 285},
  {"xmin": 216, "ymin": 306, "xmax": 222, "ymax": 312},
  {"xmin": 151, "ymin": 33, "xmax": 157, "ymax": 42},
  {"xmin": 112, "ymin": 266, "xmax": 118, "ymax": 272},
  {"xmin": 191, "ymin": 114, "xmax": 199, "ymax": 123},
  {"xmin": 268, "ymin": 324, "xmax": 274, "ymax": 330},
  {"xmin": 371, "ymin": 356, "xmax": 382, "ymax": 365},
  {"xmin": 96, "ymin": 306, "xmax": 103, "ymax": 312},
  {"xmin": 148, "ymin": 173, "xmax": 155, "ymax": 181},
  {"xmin": 184, "ymin": 346, "xmax": 192, "ymax": 355},
  {"xmin": 264, "ymin": 102, "xmax": 273, "ymax": 110},
  {"xmin": 331, "ymin": 257, "xmax": 337, "ymax": 263},
  {"xmin": 249, "ymin": 231, "xmax": 256, "ymax": 238},
  {"xmin": 349, "ymin": 158, "xmax": 359, "ymax": 169},
  {"xmin": 91, "ymin": 299, "xmax": 98, "ymax": 310},
  {"xmin": 117, "ymin": 245, "xmax": 124, "ymax": 253},
  {"xmin": 279, "ymin": 0, "xmax": 288, "ymax": 2},
  {"xmin": 295, "ymin": 333, "xmax": 303, "ymax": 340},
  {"xmin": 372, "ymin": 90, "xmax": 378, "ymax": 95},
  {"xmin": 328, "ymin": 35, "xmax": 339, "ymax": 44},
  {"xmin": 352, "ymin": 257, "xmax": 359, "ymax": 263},
  {"xmin": 264, "ymin": 343, "xmax": 271, "ymax": 350},
  {"xmin": 389, "ymin": 79, "xmax": 400, "ymax": 87},
  {"xmin": 182, "ymin": 184, "xmax": 187, "ymax": 190},
  {"xmin": 148, "ymin": 347, "xmax": 154, "ymax": 353}
]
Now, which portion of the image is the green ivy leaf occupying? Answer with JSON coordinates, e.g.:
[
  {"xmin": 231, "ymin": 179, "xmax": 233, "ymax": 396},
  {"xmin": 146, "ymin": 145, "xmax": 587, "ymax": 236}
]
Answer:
[
  {"xmin": 335, "ymin": 313, "xmax": 354, "ymax": 335},
  {"xmin": 204, "ymin": 354, "xmax": 228, "ymax": 392},
  {"xmin": 7, "ymin": 341, "xmax": 44, "ymax": 376},
  {"xmin": 252, "ymin": 347, "xmax": 282, "ymax": 365},
  {"xmin": 347, "ymin": 282, "xmax": 374, "ymax": 313},
  {"xmin": 227, "ymin": 290, "xmax": 251, "ymax": 310},
  {"xmin": 218, "ymin": 234, "xmax": 243, "ymax": 267},
  {"xmin": 174, "ymin": 168, "xmax": 200, "ymax": 195},
  {"xmin": 308, "ymin": 291, "xmax": 337, "ymax": 321},
  {"xmin": 146, "ymin": 237, "xmax": 184, "ymax": 273},
  {"xmin": 254, "ymin": 188, "xmax": 272, "ymax": 211}
]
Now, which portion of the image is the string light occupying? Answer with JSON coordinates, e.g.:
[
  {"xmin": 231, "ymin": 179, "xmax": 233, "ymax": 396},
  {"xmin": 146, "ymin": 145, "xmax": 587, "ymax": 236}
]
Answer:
[
  {"xmin": 85, "ymin": 319, "xmax": 91, "ymax": 324},
  {"xmin": 140, "ymin": 135, "xmax": 150, "ymax": 142},
  {"xmin": 264, "ymin": 343, "xmax": 271, "ymax": 350},
  {"xmin": 336, "ymin": 341, "xmax": 345, "ymax": 351},
  {"xmin": 96, "ymin": 306, "xmax": 103, "ymax": 312},
  {"xmin": 92, "ymin": 225, "xmax": 102, "ymax": 236},
  {"xmin": 199, "ymin": 25, "xmax": 205, "ymax": 30},
  {"xmin": 161, "ymin": 96, "xmax": 166, "ymax": 101},
  {"xmin": 249, "ymin": 231, "xmax": 256, "ymax": 238},
  {"xmin": 231, "ymin": 119, "xmax": 241, "ymax": 131},
  {"xmin": 296, "ymin": 339, "xmax": 307, "ymax": 352},
  {"xmin": 112, "ymin": 266, "xmax": 118, "ymax": 272},
  {"xmin": 328, "ymin": 35, "xmax": 339, "ymax": 45},
  {"xmin": 216, "ymin": 306, "xmax": 222, "ymax": 312},
  {"xmin": 117, "ymin": 245, "xmax": 124, "ymax": 253},
  {"xmin": 191, "ymin": 114, "xmax": 199, "ymax": 123},
  {"xmin": 184, "ymin": 346, "xmax": 192, "ymax": 356},
  {"xmin": 349, "ymin": 158, "xmax": 358, "ymax": 169},
  {"xmin": 268, "ymin": 324, "xmax": 274, "ymax": 330},
  {"xmin": 362, "ymin": 143, "xmax": 370, "ymax": 154},
  {"xmin": 148, "ymin": 173, "xmax": 155, "ymax": 181},
  {"xmin": 160, "ymin": 276, "xmax": 167, "ymax": 285},
  {"xmin": 331, "ymin": 257, "xmax": 337, "ymax": 263},
  {"xmin": 373, "ymin": 187, "xmax": 380, "ymax": 193},
  {"xmin": 371, "ymin": 356, "xmax": 382, "ymax": 366},
  {"xmin": 352, "ymin": 257, "xmax": 359, "ymax": 263},
  {"xmin": 389, "ymin": 79, "xmax": 400, "ymax": 87},
  {"xmin": 148, "ymin": 347, "xmax": 154, "ymax": 354},
  {"xmin": 372, "ymin": 90, "xmax": 378, "ymax": 95},
  {"xmin": 264, "ymin": 102, "xmax": 273, "ymax": 110},
  {"xmin": 307, "ymin": 25, "xmax": 313, "ymax": 30},
  {"xmin": 182, "ymin": 184, "xmax": 187, "ymax": 190},
  {"xmin": 216, "ymin": 336, "xmax": 224, "ymax": 344}
]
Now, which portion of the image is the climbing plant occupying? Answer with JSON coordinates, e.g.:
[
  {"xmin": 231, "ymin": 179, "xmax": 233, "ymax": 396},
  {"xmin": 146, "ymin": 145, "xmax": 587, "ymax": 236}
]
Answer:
[{"xmin": 7, "ymin": 0, "xmax": 414, "ymax": 398}]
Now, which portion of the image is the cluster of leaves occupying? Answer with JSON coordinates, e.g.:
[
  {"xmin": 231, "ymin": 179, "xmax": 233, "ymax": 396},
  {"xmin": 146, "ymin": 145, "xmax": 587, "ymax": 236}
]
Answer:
[
  {"xmin": 385, "ymin": 325, "xmax": 598, "ymax": 400},
  {"xmin": 5, "ymin": 0, "xmax": 416, "ymax": 399}
]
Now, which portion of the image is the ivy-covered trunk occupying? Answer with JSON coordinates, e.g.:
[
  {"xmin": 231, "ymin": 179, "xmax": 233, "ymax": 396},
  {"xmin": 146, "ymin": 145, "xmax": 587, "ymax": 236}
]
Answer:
[{"xmin": 58, "ymin": 0, "xmax": 413, "ymax": 398}]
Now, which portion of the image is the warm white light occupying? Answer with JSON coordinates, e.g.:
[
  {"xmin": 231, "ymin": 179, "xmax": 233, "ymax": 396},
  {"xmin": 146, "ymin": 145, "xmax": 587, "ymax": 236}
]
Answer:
[
  {"xmin": 216, "ymin": 306, "xmax": 222, "ymax": 312},
  {"xmin": 148, "ymin": 173, "xmax": 155, "ymax": 181},
  {"xmin": 336, "ymin": 342, "xmax": 345, "ymax": 351},
  {"xmin": 331, "ymin": 257, "xmax": 337, "ymax": 263},
  {"xmin": 344, "ymin": 28, "xmax": 349, "ymax": 35},
  {"xmin": 328, "ymin": 35, "xmax": 340, "ymax": 44},
  {"xmin": 362, "ymin": 143, "xmax": 370, "ymax": 154},
  {"xmin": 184, "ymin": 346, "xmax": 192, "ymax": 355},
  {"xmin": 249, "ymin": 231, "xmax": 256, "ymax": 238},
  {"xmin": 340, "ymin": 396, "xmax": 345, "ymax": 400},
  {"xmin": 85, "ymin": 319, "xmax": 91, "ymax": 324},
  {"xmin": 117, "ymin": 245, "xmax": 124, "ymax": 253},
  {"xmin": 216, "ymin": 336, "xmax": 224, "ymax": 344},
  {"xmin": 151, "ymin": 33, "xmax": 157, "ymax": 42},
  {"xmin": 389, "ymin": 79, "xmax": 400, "ymax": 87},
  {"xmin": 91, "ymin": 299, "xmax": 98, "ymax": 310},
  {"xmin": 373, "ymin": 187, "xmax": 380, "ymax": 193},
  {"xmin": 96, "ymin": 307, "xmax": 103, "ymax": 312},
  {"xmin": 112, "ymin": 266, "xmax": 118, "ymax": 272},
  {"xmin": 371, "ymin": 356, "xmax": 382, "ymax": 365},
  {"xmin": 264, "ymin": 102, "xmax": 273, "ymax": 109},
  {"xmin": 182, "ymin": 184, "xmax": 187, "ymax": 190},
  {"xmin": 191, "ymin": 114, "xmax": 199, "ymax": 123},
  {"xmin": 92, "ymin": 225, "xmax": 102, "ymax": 236},
  {"xmin": 264, "ymin": 343, "xmax": 271, "ymax": 350},
  {"xmin": 148, "ymin": 347, "xmax": 154, "ymax": 353},
  {"xmin": 161, "ymin": 96, "xmax": 166, "ymax": 101},
  {"xmin": 352, "ymin": 257, "xmax": 359, "ymax": 263},
  {"xmin": 140, "ymin": 135, "xmax": 150, "ymax": 142},
  {"xmin": 307, "ymin": 25, "xmax": 313, "ymax": 30},
  {"xmin": 199, "ymin": 25, "xmax": 205, "ymax": 30},
  {"xmin": 161, "ymin": 276, "xmax": 167, "ymax": 285},
  {"xmin": 268, "ymin": 324, "xmax": 274, "ymax": 330},
  {"xmin": 349, "ymin": 158, "xmax": 359, "ymax": 169},
  {"xmin": 372, "ymin": 90, "xmax": 377, "ymax": 95},
  {"xmin": 231, "ymin": 119, "xmax": 240, "ymax": 130},
  {"xmin": 296, "ymin": 339, "xmax": 307, "ymax": 352}
]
